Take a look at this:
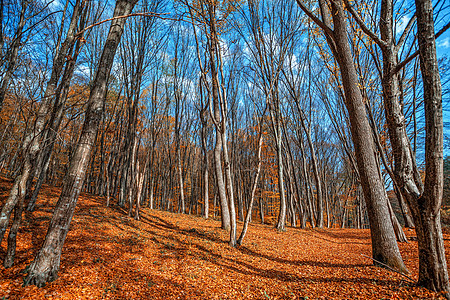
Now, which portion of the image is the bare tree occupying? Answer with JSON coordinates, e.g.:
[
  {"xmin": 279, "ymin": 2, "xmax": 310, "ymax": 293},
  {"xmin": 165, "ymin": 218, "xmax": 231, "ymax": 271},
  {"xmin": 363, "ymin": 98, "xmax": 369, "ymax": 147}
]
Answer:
[
  {"xmin": 23, "ymin": 0, "xmax": 138, "ymax": 286},
  {"xmin": 343, "ymin": 0, "xmax": 450, "ymax": 293},
  {"xmin": 295, "ymin": 0, "xmax": 407, "ymax": 272}
]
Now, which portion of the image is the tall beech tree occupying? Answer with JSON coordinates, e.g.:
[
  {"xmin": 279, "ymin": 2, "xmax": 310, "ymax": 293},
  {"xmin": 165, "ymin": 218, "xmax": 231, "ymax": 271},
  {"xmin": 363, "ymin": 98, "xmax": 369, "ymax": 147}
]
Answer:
[
  {"xmin": 413, "ymin": 0, "xmax": 449, "ymax": 294},
  {"xmin": 23, "ymin": 0, "xmax": 138, "ymax": 286},
  {"xmin": 343, "ymin": 0, "xmax": 450, "ymax": 294},
  {"xmin": 295, "ymin": 0, "xmax": 407, "ymax": 272},
  {"xmin": 186, "ymin": 0, "xmax": 241, "ymax": 245}
]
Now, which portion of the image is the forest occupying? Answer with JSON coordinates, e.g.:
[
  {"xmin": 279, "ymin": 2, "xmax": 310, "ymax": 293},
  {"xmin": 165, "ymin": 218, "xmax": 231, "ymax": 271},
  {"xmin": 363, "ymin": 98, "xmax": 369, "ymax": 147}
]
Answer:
[{"xmin": 0, "ymin": 0, "xmax": 450, "ymax": 298}]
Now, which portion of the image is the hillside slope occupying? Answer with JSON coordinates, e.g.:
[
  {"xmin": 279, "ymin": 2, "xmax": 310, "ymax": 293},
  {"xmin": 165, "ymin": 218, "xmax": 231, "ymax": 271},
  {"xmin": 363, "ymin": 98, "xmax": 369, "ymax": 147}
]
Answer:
[{"xmin": 0, "ymin": 178, "xmax": 448, "ymax": 299}]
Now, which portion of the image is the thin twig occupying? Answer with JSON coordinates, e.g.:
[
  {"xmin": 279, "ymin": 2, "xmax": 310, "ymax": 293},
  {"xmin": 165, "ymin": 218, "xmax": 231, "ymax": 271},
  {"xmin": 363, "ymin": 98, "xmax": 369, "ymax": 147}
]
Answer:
[{"xmin": 361, "ymin": 254, "xmax": 416, "ymax": 283}]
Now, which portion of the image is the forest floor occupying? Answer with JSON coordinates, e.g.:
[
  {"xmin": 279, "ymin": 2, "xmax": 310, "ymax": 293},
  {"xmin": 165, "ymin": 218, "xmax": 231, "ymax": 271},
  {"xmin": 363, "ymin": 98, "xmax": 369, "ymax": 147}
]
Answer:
[{"xmin": 0, "ymin": 177, "xmax": 449, "ymax": 299}]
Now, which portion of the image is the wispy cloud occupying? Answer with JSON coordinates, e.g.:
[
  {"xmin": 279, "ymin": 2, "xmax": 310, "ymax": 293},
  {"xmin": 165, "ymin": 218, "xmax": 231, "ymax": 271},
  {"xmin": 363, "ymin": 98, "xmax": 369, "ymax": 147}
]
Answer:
[
  {"xmin": 437, "ymin": 37, "xmax": 450, "ymax": 49},
  {"xmin": 395, "ymin": 15, "xmax": 411, "ymax": 36}
]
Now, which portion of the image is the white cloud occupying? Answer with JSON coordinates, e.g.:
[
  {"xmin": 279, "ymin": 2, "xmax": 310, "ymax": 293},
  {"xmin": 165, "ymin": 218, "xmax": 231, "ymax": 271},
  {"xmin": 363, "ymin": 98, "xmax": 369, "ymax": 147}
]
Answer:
[
  {"xmin": 44, "ymin": 0, "xmax": 62, "ymax": 11},
  {"xmin": 396, "ymin": 15, "xmax": 411, "ymax": 36},
  {"xmin": 437, "ymin": 37, "xmax": 450, "ymax": 49}
]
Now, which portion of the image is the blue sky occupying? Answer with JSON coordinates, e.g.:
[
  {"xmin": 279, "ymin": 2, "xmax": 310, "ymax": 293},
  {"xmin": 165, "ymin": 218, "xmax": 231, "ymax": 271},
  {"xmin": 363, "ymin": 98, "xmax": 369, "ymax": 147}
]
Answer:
[{"xmin": 437, "ymin": 27, "xmax": 450, "ymax": 157}]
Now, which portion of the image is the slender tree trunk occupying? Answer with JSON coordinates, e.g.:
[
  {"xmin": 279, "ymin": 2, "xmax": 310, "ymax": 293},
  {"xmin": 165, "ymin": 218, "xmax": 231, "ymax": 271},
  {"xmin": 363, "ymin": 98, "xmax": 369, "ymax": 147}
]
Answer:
[
  {"xmin": 0, "ymin": 0, "xmax": 83, "ymax": 243},
  {"xmin": 27, "ymin": 23, "xmax": 86, "ymax": 211},
  {"xmin": 237, "ymin": 126, "xmax": 263, "ymax": 245},
  {"xmin": 222, "ymin": 131, "xmax": 236, "ymax": 246},
  {"xmin": 201, "ymin": 107, "xmax": 209, "ymax": 219},
  {"xmin": 0, "ymin": 0, "xmax": 27, "ymax": 112},
  {"xmin": 135, "ymin": 159, "xmax": 145, "ymax": 221},
  {"xmin": 208, "ymin": 4, "xmax": 230, "ymax": 231},
  {"xmin": 395, "ymin": 186, "xmax": 414, "ymax": 228},
  {"xmin": 304, "ymin": 121, "xmax": 323, "ymax": 228},
  {"xmin": 23, "ymin": 0, "xmax": 137, "ymax": 287},
  {"xmin": 274, "ymin": 112, "xmax": 286, "ymax": 231},
  {"xmin": 3, "ymin": 180, "xmax": 24, "ymax": 268},
  {"xmin": 299, "ymin": 136, "xmax": 315, "ymax": 228},
  {"xmin": 177, "ymin": 148, "xmax": 185, "ymax": 213},
  {"xmin": 203, "ymin": 158, "xmax": 209, "ymax": 218},
  {"xmin": 387, "ymin": 198, "xmax": 408, "ymax": 242},
  {"xmin": 128, "ymin": 135, "xmax": 138, "ymax": 217}
]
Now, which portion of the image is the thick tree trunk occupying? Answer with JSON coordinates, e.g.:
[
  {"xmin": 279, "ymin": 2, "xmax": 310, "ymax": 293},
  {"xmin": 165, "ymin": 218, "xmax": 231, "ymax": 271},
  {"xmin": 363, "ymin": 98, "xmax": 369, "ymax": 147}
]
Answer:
[
  {"xmin": 330, "ymin": 0, "xmax": 406, "ymax": 272},
  {"xmin": 331, "ymin": 0, "xmax": 406, "ymax": 271},
  {"xmin": 295, "ymin": 0, "xmax": 407, "ymax": 272},
  {"xmin": 23, "ymin": 0, "xmax": 137, "ymax": 287},
  {"xmin": 413, "ymin": 0, "xmax": 450, "ymax": 295}
]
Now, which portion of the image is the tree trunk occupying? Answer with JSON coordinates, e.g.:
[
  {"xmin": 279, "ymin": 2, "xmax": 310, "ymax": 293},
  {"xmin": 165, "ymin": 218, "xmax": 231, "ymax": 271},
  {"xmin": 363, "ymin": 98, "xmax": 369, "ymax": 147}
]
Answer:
[
  {"xmin": 206, "ymin": 3, "xmax": 230, "ymax": 231},
  {"xmin": 296, "ymin": 0, "xmax": 407, "ymax": 272},
  {"xmin": 27, "ymin": 21, "xmax": 86, "ymax": 211},
  {"xmin": 413, "ymin": 0, "xmax": 450, "ymax": 295},
  {"xmin": 3, "ymin": 182, "xmax": 24, "ymax": 268},
  {"xmin": 237, "ymin": 127, "xmax": 263, "ymax": 245},
  {"xmin": 274, "ymin": 113, "xmax": 286, "ymax": 231},
  {"xmin": 387, "ymin": 198, "xmax": 408, "ymax": 243},
  {"xmin": 222, "ymin": 130, "xmax": 237, "ymax": 246},
  {"xmin": 23, "ymin": 0, "xmax": 137, "ymax": 287},
  {"xmin": 0, "ymin": 0, "xmax": 83, "ymax": 243},
  {"xmin": 299, "ymin": 135, "xmax": 315, "ymax": 228},
  {"xmin": 395, "ymin": 186, "xmax": 415, "ymax": 228},
  {"xmin": 201, "ymin": 107, "xmax": 209, "ymax": 219},
  {"xmin": 331, "ymin": 0, "xmax": 406, "ymax": 271}
]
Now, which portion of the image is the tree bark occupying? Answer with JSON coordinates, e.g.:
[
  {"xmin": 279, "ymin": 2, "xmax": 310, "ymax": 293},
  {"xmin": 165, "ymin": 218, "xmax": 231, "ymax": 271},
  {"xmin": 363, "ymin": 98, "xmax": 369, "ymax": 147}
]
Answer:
[
  {"xmin": 413, "ymin": 0, "xmax": 450, "ymax": 295},
  {"xmin": 237, "ymin": 124, "xmax": 264, "ymax": 245},
  {"xmin": 207, "ymin": 3, "xmax": 230, "ymax": 231},
  {"xmin": 296, "ymin": 0, "xmax": 406, "ymax": 272}
]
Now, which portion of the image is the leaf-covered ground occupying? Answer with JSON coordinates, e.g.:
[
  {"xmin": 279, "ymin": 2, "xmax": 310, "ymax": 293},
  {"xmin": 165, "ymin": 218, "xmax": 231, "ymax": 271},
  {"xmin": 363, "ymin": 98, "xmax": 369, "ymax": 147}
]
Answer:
[{"xmin": 0, "ymin": 178, "xmax": 449, "ymax": 299}]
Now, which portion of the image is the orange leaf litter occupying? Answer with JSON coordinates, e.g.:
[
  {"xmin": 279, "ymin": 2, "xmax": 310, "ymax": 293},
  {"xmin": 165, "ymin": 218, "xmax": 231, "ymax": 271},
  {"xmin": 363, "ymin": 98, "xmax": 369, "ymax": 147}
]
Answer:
[{"xmin": 0, "ymin": 178, "xmax": 448, "ymax": 299}]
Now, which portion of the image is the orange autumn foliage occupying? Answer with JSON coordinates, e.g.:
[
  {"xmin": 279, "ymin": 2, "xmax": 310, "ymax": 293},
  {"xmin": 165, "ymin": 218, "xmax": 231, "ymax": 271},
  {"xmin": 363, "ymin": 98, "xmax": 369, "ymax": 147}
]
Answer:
[{"xmin": 1, "ymin": 177, "xmax": 449, "ymax": 299}]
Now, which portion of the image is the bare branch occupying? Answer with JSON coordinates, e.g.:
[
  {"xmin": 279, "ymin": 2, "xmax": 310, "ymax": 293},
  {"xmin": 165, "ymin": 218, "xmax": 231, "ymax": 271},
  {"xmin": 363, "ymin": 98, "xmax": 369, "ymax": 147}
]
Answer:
[
  {"xmin": 342, "ymin": 0, "xmax": 388, "ymax": 50},
  {"xmin": 394, "ymin": 20, "xmax": 450, "ymax": 74},
  {"xmin": 295, "ymin": 0, "xmax": 335, "ymax": 39},
  {"xmin": 75, "ymin": 12, "xmax": 173, "ymax": 37},
  {"xmin": 395, "ymin": 14, "xmax": 416, "ymax": 54}
]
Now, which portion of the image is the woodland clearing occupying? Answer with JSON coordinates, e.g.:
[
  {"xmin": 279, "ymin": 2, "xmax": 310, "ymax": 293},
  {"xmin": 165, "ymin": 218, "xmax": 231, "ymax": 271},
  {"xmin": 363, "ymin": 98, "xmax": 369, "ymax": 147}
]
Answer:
[{"xmin": 0, "ymin": 177, "xmax": 448, "ymax": 300}]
